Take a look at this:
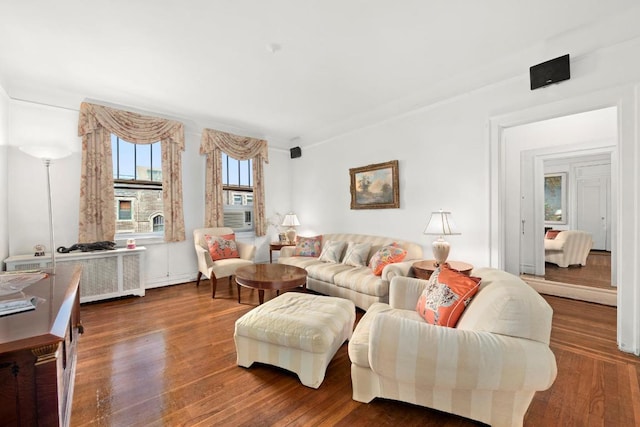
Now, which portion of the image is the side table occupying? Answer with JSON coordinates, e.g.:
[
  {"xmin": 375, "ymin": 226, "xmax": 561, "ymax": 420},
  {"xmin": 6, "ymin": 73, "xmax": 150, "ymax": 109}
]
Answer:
[
  {"xmin": 269, "ymin": 242, "xmax": 295, "ymax": 263},
  {"xmin": 412, "ymin": 260, "xmax": 473, "ymax": 280}
]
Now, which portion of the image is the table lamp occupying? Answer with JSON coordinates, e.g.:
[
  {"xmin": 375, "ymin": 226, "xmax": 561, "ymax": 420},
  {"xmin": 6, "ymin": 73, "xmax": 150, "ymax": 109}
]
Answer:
[
  {"xmin": 423, "ymin": 209, "xmax": 460, "ymax": 266},
  {"xmin": 281, "ymin": 213, "xmax": 300, "ymax": 244},
  {"xmin": 19, "ymin": 145, "xmax": 72, "ymax": 274}
]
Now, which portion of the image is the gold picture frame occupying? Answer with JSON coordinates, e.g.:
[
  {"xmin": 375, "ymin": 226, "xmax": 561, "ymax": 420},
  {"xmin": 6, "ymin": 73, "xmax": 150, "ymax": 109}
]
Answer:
[{"xmin": 349, "ymin": 160, "xmax": 399, "ymax": 209}]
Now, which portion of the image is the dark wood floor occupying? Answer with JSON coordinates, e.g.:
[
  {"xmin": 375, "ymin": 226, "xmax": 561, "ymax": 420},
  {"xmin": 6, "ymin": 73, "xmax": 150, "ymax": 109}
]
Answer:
[
  {"xmin": 544, "ymin": 250, "xmax": 613, "ymax": 289},
  {"xmin": 70, "ymin": 279, "xmax": 640, "ymax": 426}
]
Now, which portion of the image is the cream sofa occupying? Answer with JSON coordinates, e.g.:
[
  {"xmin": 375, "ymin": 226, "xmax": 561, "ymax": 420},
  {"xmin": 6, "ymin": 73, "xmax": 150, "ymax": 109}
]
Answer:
[
  {"xmin": 277, "ymin": 233, "xmax": 423, "ymax": 310},
  {"xmin": 544, "ymin": 230, "xmax": 593, "ymax": 268},
  {"xmin": 349, "ymin": 268, "xmax": 557, "ymax": 427}
]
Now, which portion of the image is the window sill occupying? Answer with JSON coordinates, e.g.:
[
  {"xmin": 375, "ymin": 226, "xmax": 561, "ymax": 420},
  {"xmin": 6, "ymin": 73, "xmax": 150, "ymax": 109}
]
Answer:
[{"xmin": 115, "ymin": 234, "xmax": 165, "ymax": 246}]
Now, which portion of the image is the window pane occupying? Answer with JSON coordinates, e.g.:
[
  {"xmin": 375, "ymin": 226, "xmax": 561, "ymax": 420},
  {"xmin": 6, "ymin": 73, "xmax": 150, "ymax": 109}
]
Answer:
[
  {"xmin": 135, "ymin": 144, "xmax": 150, "ymax": 180},
  {"xmin": 151, "ymin": 142, "xmax": 162, "ymax": 182},
  {"xmin": 118, "ymin": 140, "xmax": 136, "ymax": 180},
  {"xmin": 227, "ymin": 158, "xmax": 239, "ymax": 186}
]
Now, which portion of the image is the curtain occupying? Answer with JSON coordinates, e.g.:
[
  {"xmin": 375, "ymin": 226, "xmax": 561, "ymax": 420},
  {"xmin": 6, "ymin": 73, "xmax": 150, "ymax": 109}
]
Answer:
[
  {"xmin": 77, "ymin": 102, "xmax": 186, "ymax": 242},
  {"xmin": 200, "ymin": 128, "xmax": 269, "ymax": 236}
]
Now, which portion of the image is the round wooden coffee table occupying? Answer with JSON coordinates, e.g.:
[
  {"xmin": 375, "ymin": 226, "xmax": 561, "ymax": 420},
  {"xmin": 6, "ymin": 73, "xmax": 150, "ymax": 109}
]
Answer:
[{"xmin": 235, "ymin": 264, "xmax": 307, "ymax": 305}]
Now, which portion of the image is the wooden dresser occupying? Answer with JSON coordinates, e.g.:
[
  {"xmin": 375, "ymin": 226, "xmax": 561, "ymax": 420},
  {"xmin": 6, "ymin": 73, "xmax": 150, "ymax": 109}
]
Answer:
[{"xmin": 0, "ymin": 264, "xmax": 82, "ymax": 427}]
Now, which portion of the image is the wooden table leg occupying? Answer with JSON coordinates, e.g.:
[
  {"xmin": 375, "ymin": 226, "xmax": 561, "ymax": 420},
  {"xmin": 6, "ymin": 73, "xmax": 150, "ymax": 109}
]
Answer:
[
  {"xmin": 237, "ymin": 283, "xmax": 241, "ymax": 304},
  {"xmin": 258, "ymin": 290, "xmax": 265, "ymax": 305}
]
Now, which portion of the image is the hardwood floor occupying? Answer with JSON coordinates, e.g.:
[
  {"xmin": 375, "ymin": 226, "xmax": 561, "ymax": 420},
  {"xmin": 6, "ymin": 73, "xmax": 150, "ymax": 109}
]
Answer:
[
  {"xmin": 70, "ymin": 280, "xmax": 640, "ymax": 426},
  {"xmin": 544, "ymin": 250, "xmax": 612, "ymax": 290}
]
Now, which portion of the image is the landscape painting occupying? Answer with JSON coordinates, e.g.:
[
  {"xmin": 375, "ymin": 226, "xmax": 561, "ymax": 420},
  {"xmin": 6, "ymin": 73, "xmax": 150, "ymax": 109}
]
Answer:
[{"xmin": 350, "ymin": 160, "xmax": 399, "ymax": 209}]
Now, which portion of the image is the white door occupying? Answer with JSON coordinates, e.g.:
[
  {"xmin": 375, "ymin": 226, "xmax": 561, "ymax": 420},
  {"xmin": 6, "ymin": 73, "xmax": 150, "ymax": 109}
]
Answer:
[{"xmin": 576, "ymin": 173, "xmax": 609, "ymax": 250}]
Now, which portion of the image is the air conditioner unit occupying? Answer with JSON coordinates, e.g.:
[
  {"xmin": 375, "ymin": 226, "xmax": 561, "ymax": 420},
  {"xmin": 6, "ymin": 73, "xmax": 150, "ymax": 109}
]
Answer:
[{"xmin": 224, "ymin": 207, "xmax": 253, "ymax": 231}]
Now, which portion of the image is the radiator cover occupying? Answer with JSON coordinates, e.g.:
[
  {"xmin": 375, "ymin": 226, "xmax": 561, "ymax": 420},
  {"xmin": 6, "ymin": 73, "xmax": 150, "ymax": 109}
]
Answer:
[{"xmin": 4, "ymin": 247, "xmax": 146, "ymax": 303}]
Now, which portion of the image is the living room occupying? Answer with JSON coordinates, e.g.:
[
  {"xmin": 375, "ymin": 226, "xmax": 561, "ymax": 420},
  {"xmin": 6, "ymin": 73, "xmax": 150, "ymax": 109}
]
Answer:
[{"xmin": 2, "ymin": 2, "xmax": 640, "ymax": 425}]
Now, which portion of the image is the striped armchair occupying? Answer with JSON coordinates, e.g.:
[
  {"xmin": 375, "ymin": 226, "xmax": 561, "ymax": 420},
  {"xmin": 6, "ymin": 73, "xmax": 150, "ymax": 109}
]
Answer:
[
  {"xmin": 544, "ymin": 230, "xmax": 593, "ymax": 268},
  {"xmin": 348, "ymin": 268, "xmax": 557, "ymax": 427}
]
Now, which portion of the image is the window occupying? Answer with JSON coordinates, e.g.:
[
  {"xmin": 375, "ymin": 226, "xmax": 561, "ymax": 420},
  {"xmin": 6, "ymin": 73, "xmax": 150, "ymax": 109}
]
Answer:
[
  {"xmin": 112, "ymin": 135, "xmax": 163, "ymax": 235},
  {"xmin": 152, "ymin": 215, "xmax": 164, "ymax": 232},
  {"xmin": 222, "ymin": 153, "xmax": 254, "ymax": 231},
  {"xmin": 118, "ymin": 200, "xmax": 132, "ymax": 220}
]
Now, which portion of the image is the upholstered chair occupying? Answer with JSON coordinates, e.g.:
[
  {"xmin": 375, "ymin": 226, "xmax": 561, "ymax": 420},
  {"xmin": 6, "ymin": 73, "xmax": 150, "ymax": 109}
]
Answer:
[
  {"xmin": 193, "ymin": 227, "xmax": 256, "ymax": 298},
  {"xmin": 348, "ymin": 268, "xmax": 557, "ymax": 427},
  {"xmin": 544, "ymin": 230, "xmax": 593, "ymax": 268}
]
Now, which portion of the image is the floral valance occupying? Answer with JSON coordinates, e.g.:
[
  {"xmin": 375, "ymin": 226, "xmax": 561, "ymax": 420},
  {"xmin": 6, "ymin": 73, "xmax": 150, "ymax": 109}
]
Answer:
[
  {"xmin": 78, "ymin": 102, "xmax": 184, "ymax": 148},
  {"xmin": 199, "ymin": 128, "xmax": 268, "ymax": 161}
]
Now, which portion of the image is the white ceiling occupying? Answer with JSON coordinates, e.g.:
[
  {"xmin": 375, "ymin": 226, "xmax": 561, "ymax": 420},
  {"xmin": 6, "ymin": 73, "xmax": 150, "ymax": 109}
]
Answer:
[{"xmin": 1, "ymin": 1, "xmax": 640, "ymax": 148}]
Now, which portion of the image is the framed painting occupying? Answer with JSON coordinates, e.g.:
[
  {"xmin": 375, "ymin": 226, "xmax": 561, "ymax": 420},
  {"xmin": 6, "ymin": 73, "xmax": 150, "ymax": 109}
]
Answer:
[
  {"xmin": 544, "ymin": 172, "xmax": 567, "ymax": 224},
  {"xmin": 350, "ymin": 160, "xmax": 399, "ymax": 209}
]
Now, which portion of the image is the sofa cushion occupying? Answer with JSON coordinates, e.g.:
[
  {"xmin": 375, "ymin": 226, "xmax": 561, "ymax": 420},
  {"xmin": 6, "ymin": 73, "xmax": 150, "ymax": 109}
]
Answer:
[
  {"xmin": 278, "ymin": 256, "xmax": 323, "ymax": 270},
  {"xmin": 306, "ymin": 262, "xmax": 354, "ymax": 283},
  {"xmin": 348, "ymin": 302, "xmax": 391, "ymax": 368},
  {"xmin": 456, "ymin": 267, "xmax": 554, "ymax": 344},
  {"xmin": 333, "ymin": 266, "xmax": 390, "ymax": 297},
  {"xmin": 416, "ymin": 265, "xmax": 481, "ymax": 327},
  {"xmin": 369, "ymin": 244, "xmax": 407, "ymax": 276},
  {"xmin": 318, "ymin": 240, "xmax": 347, "ymax": 263},
  {"xmin": 204, "ymin": 233, "xmax": 239, "ymax": 261},
  {"xmin": 342, "ymin": 242, "xmax": 372, "ymax": 267},
  {"xmin": 294, "ymin": 235, "xmax": 323, "ymax": 256}
]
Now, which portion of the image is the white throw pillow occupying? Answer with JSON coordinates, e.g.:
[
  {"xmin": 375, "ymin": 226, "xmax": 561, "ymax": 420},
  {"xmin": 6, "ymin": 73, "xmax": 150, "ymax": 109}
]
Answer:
[
  {"xmin": 318, "ymin": 240, "xmax": 347, "ymax": 263},
  {"xmin": 342, "ymin": 242, "xmax": 372, "ymax": 267}
]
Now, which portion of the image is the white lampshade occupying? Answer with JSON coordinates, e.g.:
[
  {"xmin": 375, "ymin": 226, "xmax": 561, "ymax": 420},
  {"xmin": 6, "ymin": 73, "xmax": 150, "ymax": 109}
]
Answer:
[
  {"xmin": 423, "ymin": 210, "xmax": 460, "ymax": 236},
  {"xmin": 281, "ymin": 213, "xmax": 300, "ymax": 227},
  {"xmin": 423, "ymin": 210, "xmax": 460, "ymax": 266},
  {"xmin": 20, "ymin": 145, "xmax": 71, "ymax": 160}
]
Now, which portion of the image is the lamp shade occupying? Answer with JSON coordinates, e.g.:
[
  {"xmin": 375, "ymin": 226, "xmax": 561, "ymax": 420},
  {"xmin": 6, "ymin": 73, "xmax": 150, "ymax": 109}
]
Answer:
[
  {"xmin": 20, "ymin": 145, "xmax": 71, "ymax": 160},
  {"xmin": 423, "ymin": 210, "xmax": 460, "ymax": 236},
  {"xmin": 281, "ymin": 213, "xmax": 300, "ymax": 227}
]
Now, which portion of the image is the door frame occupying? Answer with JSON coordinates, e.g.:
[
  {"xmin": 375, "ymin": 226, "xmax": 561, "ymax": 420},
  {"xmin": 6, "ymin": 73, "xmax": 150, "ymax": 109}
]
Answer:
[{"xmin": 488, "ymin": 86, "xmax": 639, "ymax": 356}]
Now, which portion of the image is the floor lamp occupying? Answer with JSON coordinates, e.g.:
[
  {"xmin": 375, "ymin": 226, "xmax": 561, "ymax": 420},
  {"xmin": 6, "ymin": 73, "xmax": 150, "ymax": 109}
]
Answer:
[{"xmin": 19, "ymin": 146, "xmax": 71, "ymax": 274}]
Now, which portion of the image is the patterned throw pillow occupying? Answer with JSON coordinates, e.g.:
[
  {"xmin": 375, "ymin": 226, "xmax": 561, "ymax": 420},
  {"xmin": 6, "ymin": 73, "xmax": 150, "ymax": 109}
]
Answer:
[
  {"xmin": 368, "ymin": 244, "xmax": 407, "ymax": 276},
  {"xmin": 415, "ymin": 265, "xmax": 481, "ymax": 327},
  {"xmin": 342, "ymin": 242, "xmax": 372, "ymax": 267},
  {"xmin": 294, "ymin": 235, "xmax": 322, "ymax": 257},
  {"xmin": 318, "ymin": 240, "xmax": 347, "ymax": 263},
  {"xmin": 204, "ymin": 233, "xmax": 240, "ymax": 261}
]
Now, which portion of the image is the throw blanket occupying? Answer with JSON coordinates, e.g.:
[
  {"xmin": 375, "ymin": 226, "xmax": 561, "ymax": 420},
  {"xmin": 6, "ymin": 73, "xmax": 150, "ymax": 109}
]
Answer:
[{"xmin": 57, "ymin": 241, "xmax": 117, "ymax": 253}]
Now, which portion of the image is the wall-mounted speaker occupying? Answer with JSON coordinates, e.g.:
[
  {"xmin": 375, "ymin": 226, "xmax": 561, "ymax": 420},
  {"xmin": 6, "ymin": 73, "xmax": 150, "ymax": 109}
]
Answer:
[
  {"xmin": 530, "ymin": 54, "xmax": 570, "ymax": 90},
  {"xmin": 290, "ymin": 146, "xmax": 302, "ymax": 159}
]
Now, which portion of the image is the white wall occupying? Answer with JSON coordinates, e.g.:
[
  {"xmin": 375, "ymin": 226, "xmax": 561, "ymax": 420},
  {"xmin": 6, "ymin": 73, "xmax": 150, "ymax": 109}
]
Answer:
[
  {"xmin": 0, "ymin": 84, "xmax": 9, "ymax": 267},
  {"xmin": 291, "ymin": 38, "xmax": 640, "ymax": 354},
  {"xmin": 5, "ymin": 101, "xmax": 292, "ymax": 286}
]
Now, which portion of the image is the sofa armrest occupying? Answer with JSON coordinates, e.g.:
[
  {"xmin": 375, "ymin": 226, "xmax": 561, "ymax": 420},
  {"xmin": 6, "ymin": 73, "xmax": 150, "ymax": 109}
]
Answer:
[
  {"xmin": 280, "ymin": 246, "xmax": 296, "ymax": 257},
  {"xmin": 388, "ymin": 276, "xmax": 427, "ymax": 310},
  {"xmin": 369, "ymin": 310, "xmax": 557, "ymax": 392},
  {"xmin": 381, "ymin": 260, "xmax": 417, "ymax": 282},
  {"xmin": 237, "ymin": 241, "xmax": 256, "ymax": 261},
  {"xmin": 195, "ymin": 244, "xmax": 213, "ymax": 272},
  {"xmin": 544, "ymin": 239, "xmax": 565, "ymax": 251}
]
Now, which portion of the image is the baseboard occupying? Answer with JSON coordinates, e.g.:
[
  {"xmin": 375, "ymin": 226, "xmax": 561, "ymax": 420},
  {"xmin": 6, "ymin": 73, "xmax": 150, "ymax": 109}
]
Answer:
[
  {"xmin": 146, "ymin": 273, "xmax": 198, "ymax": 289},
  {"xmin": 522, "ymin": 275, "xmax": 617, "ymax": 307}
]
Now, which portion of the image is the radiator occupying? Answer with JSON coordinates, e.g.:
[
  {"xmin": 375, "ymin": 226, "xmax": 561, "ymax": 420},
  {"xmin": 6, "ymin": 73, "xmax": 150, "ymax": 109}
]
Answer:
[{"xmin": 4, "ymin": 247, "xmax": 146, "ymax": 303}]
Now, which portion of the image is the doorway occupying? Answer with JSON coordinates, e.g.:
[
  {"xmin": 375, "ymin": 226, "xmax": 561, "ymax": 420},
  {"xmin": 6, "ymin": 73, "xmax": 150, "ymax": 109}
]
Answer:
[{"xmin": 502, "ymin": 106, "xmax": 618, "ymax": 305}]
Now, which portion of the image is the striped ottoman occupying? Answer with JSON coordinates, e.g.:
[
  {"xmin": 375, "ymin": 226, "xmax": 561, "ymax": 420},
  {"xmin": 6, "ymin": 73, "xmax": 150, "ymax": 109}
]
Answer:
[{"xmin": 234, "ymin": 292, "xmax": 356, "ymax": 388}]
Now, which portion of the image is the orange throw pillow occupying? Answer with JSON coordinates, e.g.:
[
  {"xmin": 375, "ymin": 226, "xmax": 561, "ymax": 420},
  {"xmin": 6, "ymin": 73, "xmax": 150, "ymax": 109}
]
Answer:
[
  {"xmin": 204, "ymin": 233, "xmax": 240, "ymax": 261},
  {"xmin": 545, "ymin": 229, "xmax": 561, "ymax": 239},
  {"xmin": 368, "ymin": 244, "xmax": 407, "ymax": 276},
  {"xmin": 415, "ymin": 264, "xmax": 481, "ymax": 327}
]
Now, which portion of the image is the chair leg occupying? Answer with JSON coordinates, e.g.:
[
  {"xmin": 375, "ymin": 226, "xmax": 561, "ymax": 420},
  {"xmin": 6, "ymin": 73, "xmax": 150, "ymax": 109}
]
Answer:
[
  {"xmin": 210, "ymin": 273, "xmax": 218, "ymax": 298},
  {"xmin": 196, "ymin": 271, "xmax": 202, "ymax": 287}
]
